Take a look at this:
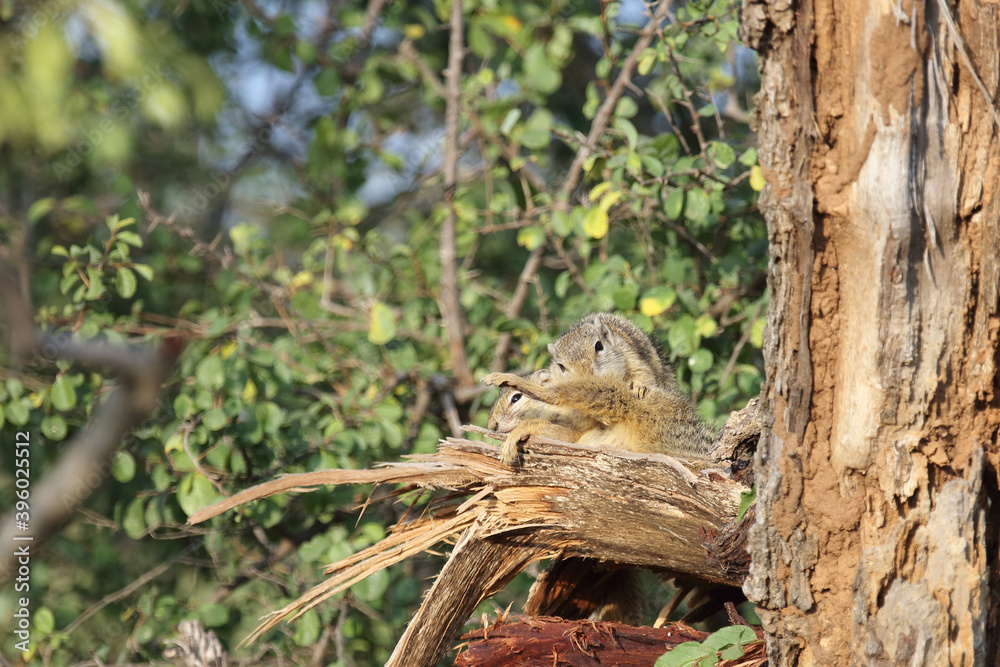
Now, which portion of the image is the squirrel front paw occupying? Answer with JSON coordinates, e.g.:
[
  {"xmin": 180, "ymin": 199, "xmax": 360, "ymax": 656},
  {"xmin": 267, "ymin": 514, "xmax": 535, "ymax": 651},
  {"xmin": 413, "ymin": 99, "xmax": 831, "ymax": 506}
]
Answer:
[{"xmin": 482, "ymin": 372, "xmax": 523, "ymax": 388}]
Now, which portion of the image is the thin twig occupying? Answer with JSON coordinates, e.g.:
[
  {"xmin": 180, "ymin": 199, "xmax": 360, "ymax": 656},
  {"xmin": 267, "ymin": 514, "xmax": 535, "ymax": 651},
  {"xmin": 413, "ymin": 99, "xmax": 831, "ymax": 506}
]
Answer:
[
  {"xmin": 718, "ymin": 304, "xmax": 762, "ymax": 388},
  {"xmin": 557, "ymin": 0, "xmax": 674, "ymax": 204},
  {"xmin": 490, "ymin": 247, "xmax": 545, "ymax": 372},
  {"xmin": 438, "ymin": 0, "xmax": 475, "ymax": 392},
  {"xmin": 62, "ymin": 541, "xmax": 203, "ymax": 636}
]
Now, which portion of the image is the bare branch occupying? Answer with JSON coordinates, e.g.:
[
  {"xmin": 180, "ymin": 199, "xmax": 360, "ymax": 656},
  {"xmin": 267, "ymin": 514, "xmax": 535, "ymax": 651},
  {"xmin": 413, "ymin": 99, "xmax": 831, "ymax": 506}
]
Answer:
[
  {"xmin": 438, "ymin": 0, "xmax": 475, "ymax": 392},
  {"xmin": 0, "ymin": 260, "xmax": 180, "ymax": 582},
  {"xmin": 490, "ymin": 247, "xmax": 544, "ymax": 372}
]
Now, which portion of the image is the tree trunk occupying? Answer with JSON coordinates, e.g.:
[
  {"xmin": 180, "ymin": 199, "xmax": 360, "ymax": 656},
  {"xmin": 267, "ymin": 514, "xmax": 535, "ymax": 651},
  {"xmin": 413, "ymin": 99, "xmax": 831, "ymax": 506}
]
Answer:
[{"xmin": 741, "ymin": 0, "xmax": 1000, "ymax": 665}]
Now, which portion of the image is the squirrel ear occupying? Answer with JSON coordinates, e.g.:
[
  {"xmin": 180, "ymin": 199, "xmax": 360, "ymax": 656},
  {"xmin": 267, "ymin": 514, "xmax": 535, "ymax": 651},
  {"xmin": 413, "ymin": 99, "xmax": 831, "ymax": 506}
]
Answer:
[{"xmin": 547, "ymin": 343, "xmax": 556, "ymax": 356}]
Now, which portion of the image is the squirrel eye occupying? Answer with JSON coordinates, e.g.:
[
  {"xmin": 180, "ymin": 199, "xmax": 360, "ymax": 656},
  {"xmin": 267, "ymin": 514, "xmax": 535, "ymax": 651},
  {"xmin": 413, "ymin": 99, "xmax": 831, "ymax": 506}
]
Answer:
[
  {"xmin": 595, "ymin": 340, "xmax": 604, "ymax": 353},
  {"xmin": 557, "ymin": 363, "xmax": 567, "ymax": 373},
  {"xmin": 510, "ymin": 392, "xmax": 522, "ymax": 404}
]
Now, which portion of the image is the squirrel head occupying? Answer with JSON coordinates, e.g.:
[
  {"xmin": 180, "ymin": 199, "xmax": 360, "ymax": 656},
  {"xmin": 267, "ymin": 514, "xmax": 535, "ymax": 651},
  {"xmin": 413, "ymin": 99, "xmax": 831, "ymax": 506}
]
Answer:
[
  {"xmin": 547, "ymin": 312, "xmax": 670, "ymax": 384},
  {"xmin": 487, "ymin": 369, "xmax": 550, "ymax": 432}
]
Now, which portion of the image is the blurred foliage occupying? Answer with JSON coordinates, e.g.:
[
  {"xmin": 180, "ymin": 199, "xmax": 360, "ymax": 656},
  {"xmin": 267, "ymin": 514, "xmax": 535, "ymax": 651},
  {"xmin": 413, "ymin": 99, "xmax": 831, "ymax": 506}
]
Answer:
[{"xmin": 0, "ymin": 0, "xmax": 763, "ymax": 664}]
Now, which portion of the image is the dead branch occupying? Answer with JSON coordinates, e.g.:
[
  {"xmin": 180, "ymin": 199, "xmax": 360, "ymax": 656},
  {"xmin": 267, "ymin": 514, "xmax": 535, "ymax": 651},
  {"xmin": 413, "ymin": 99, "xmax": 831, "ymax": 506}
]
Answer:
[
  {"xmin": 189, "ymin": 430, "xmax": 750, "ymax": 666},
  {"xmin": 455, "ymin": 617, "xmax": 706, "ymax": 667},
  {"xmin": 455, "ymin": 616, "xmax": 766, "ymax": 667},
  {"xmin": 0, "ymin": 260, "xmax": 180, "ymax": 582}
]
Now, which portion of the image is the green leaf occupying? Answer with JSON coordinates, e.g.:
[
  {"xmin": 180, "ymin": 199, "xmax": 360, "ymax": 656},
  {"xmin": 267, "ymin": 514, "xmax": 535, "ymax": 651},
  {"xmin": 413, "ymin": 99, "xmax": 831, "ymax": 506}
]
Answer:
[
  {"xmin": 500, "ymin": 108, "xmax": 521, "ymax": 135},
  {"xmin": 50, "ymin": 375, "xmax": 77, "ymax": 411},
  {"xmin": 352, "ymin": 568, "xmax": 390, "ymax": 602},
  {"xmin": 195, "ymin": 355, "xmax": 226, "ymax": 391},
  {"xmin": 293, "ymin": 609, "xmax": 322, "ymax": 647},
  {"xmin": 685, "ymin": 188, "xmax": 711, "ymax": 223},
  {"xmin": 738, "ymin": 147, "xmax": 758, "ymax": 166},
  {"xmin": 177, "ymin": 473, "xmax": 222, "ymax": 517},
  {"xmin": 738, "ymin": 484, "xmax": 756, "ymax": 521},
  {"xmin": 654, "ymin": 641, "xmax": 713, "ymax": 667},
  {"xmin": 28, "ymin": 198, "xmax": 55, "ymax": 223},
  {"xmin": 255, "ymin": 401, "xmax": 285, "ymax": 435},
  {"xmin": 749, "ymin": 317, "xmax": 766, "ymax": 349},
  {"xmin": 703, "ymin": 625, "xmax": 757, "ymax": 650},
  {"xmin": 7, "ymin": 399, "xmax": 29, "ymax": 426},
  {"xmin": 41, "ymin": 414, "xmax": 68, "ymax": 440},
  {"xmin": 112, "ymin": 451, "xmax": 136, "ymax": 482},
  {"xmin": 84, "ymin": 267, "xmax": 106, "ymax": 301},
  {"xmin": 614, "ymin": 96, "xmax": 638, "ymax": 119},
  {"xmin": 114, "ymin": 267, "xmax": 137, "ymax": 298},
  {"xmin": 132, "ymin": 264, "xmax": 153, "ymax": 280},
  {"xmin": 708, "ymin": 141, "xmax": 736, "ymax": 169},
  {"xmin": 34, "ymin": 607, "xmax": 55, "ymax": 634},
  {"xmin": 615, "ymin": 117, "xmax": 639, "ymax": 149},
  {"xmin": 694, "ymin": 315, "xmax": 718, "ymax": 337},
  {"xmin": 667, "ymin": 315, "xmax": 696, "ymax": 356},
  {"xmin": 115, "ymin": 230, "xmax": 143, "ymax": 247},
  {"xmin": 524, "ymin": 44, "xmax": 561, "ymax": 94},
  {"xmin": 637, "ymin": 49, "xmax": 657, "ymax": 76},
  {"xmin": 612, "ymin": 284, "xmax": 639, "ymax": 311},
  {"xmin": 368, "ymin": 301, "xmax": 397, "ymax": 345},
  {"xmin": 688, "ymin": 348, "xmax": 713, "ymax": 373},
  {"xmin": 517, "ymin": 226, "xmax": 546, "ymax": 251},
  {"xmin": 197, "ymin": 602, "xmax": 230, "ymax": 628},
  {"xmin": 664, "ymin": 188, "xmax": 684, "ymax": 220},
  {"xmin": 521, "ymin": 109, "xmax": 553, "ymax": 150},
  {"xmin": 203, "ymin": 408, "xmax": 227, "ymax": 431},
  {"xmin": 122, "ymin": 497, "xmax": 146, "ymax": 539}
]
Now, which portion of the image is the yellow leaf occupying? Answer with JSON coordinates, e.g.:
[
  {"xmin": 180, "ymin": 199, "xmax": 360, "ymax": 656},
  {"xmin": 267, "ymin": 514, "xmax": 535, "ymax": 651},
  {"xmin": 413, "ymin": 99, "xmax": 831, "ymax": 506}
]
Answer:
[
  {"xmin": 368, "ymin": 301, "xmax": 397, "ymax": 345},
  {"xmin": 403, "ymin": 24, "xmax": 425, "ymax": 40},
  {"xmin": 220, "ymin": 340, "xmax": 239, "ymax": 359},
  {"xmin": 501, "ymin": 15, "xmax": 523, "ymax": 32},
  {"xmin": 583, "ymin": 207, "xmax": 609, "ymax": 239},
  {"xmin": 242, "ymin": 378, "xmax": 258, "ymax": 403},
  {"xmin": 749, "ymin": 165, "xmax": 766, "ymax": 192},
  {"xmin": 639, "ymin": 287, "xmax": 677, "ymax": 317},
  {"xmin": 164, "ymin": 433, "xmax": 183, "ymax": 453},
  {"xmin": 291, "ymin": 270, "xmax": 313, "ymax": 289},
  {"xmin": 589, "ymin": 181, "xmax": 612, "ymax": 201},
  {"xmin": 598, "ymin": 190, "xmax": 623, "ymax": 212}
]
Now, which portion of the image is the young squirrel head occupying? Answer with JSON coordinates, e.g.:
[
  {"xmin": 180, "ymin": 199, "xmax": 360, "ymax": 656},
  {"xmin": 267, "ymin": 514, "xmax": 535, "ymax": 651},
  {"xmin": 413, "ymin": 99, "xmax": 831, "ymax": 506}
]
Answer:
[
  {"xmin": 547, "ymin": 312, "xmax": 672, "ymax": 385},
  {"xmin": 487, "ymin": 369, "xmax": 551, "ymax": 432}
]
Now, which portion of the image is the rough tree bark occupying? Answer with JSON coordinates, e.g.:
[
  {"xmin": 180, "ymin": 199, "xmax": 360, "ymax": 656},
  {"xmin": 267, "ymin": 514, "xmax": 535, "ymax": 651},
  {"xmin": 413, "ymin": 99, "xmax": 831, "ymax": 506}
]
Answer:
[{"xmin": 741, "ymin": 0, "xmax": 1000, "ymax": 665}]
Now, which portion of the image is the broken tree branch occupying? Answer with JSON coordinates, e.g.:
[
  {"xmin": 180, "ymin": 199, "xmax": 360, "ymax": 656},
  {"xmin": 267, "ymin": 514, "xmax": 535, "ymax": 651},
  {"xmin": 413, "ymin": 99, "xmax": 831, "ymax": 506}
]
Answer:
[{"xmin": 189, "ymin": 430, "xmax": 750, "ymax": 666}]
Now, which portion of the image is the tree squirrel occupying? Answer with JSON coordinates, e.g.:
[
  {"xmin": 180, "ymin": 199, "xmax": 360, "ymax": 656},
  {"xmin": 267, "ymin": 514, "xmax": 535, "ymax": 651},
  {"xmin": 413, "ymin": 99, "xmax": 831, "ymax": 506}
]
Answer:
[
  {"xmin": 487, "ymin": 369, "xmax": 597, "ymax": 465},
  {"xmin": 484, "ymin": 312, "xmax": 714, "ymax": 459}
]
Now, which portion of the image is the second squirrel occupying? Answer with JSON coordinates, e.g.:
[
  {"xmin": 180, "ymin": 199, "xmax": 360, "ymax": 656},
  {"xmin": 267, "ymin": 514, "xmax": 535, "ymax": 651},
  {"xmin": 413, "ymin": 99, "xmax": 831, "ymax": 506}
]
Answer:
[{"xmin": 484, "ymin": 312, "xmax": 714, "ymax": 460}]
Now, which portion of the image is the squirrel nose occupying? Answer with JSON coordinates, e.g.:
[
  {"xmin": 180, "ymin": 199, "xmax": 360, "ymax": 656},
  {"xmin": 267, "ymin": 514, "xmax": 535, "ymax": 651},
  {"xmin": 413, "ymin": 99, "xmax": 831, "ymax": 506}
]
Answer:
[{"xmin": 488, "ymin": 417, "xmax": 498, "ymax": 431}]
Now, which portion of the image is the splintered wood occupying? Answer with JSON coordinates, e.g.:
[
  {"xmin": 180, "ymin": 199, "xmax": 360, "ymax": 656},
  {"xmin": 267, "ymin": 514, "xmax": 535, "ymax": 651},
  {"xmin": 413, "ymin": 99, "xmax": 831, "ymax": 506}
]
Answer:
[
  {"xmin": 189, "ymin": 432, "xmax": 750, "ymax": 666},
  {"xmin": 455, "ymin": 616, "xmax": 766, "ymax": 667}
]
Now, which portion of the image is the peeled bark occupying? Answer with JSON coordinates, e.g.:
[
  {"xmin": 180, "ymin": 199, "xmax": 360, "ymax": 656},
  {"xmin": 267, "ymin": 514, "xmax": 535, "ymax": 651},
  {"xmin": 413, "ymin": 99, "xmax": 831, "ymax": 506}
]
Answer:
[{"xmin": 742, "ymin": 0, "xmax": 1000, "ymax": 664}]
